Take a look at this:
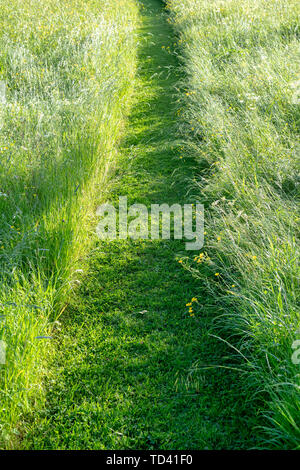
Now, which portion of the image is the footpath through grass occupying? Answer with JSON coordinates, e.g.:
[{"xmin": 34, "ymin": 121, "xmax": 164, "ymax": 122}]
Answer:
[{"xmin": 21, "ymin": 0, "xmax": 259, "ymax": 449}]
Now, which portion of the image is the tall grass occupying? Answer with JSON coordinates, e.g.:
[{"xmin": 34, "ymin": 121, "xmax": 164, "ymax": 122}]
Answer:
[
  {"xmin": 167, "ymin": 0, "xmax": 300, "ymax": 448},
  {"xmin": 0, "ymin": 0, "xmax": 138, "ymax": 447}
]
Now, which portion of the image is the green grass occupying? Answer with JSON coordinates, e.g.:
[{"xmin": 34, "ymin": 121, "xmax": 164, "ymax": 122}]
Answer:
[
  {"xmin": 166, "ymin": 0, "xmax": 300, "ymax": 449},
  {"xmin": 1, "ymin": 0, "xmax": 298, "ymax": 450},
  {"xmin": 0, "ymin": 0, "xmax": 138, "ymax": 448},
  {"xmin": 19, "ymin": 0, "xmax": 261, "ymax": 450}
]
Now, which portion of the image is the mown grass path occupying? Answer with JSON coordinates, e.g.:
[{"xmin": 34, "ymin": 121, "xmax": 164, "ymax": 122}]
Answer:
[{"xmin": 22, "ymin": 0, "xmax": 257, "ymax": 449}]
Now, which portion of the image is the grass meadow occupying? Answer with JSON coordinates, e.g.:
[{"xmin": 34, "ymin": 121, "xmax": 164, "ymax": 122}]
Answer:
[
  {"xmin": 0, "ymin": 0, "xmax": 299, "ymax": 450},
  {"xmin": 0, "ymin": 0, "xmax": 138, "ymax": 447},
  {"xmin": 167, "ymin": 0, "xmax": 300, "ymax": 448}
]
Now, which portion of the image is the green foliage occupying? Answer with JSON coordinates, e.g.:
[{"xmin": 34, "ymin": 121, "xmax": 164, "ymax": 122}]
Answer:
[{"xmin": 1, "ymin": 0, "xmax": 298, "ymax": 450}]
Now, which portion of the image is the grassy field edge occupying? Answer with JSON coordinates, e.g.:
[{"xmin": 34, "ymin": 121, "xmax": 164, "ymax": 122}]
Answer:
[
  {"xmin": 0, "ymin": 0, "xmax": 139, "ymax": 448},
  {"xmin": 166, "ymin": 0, "xmax": 300, "ymax": 448}
]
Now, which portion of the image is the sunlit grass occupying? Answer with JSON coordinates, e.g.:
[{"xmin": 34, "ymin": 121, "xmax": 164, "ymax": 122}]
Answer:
[
  {"xmin": 0, "ymin": 0, "xmax": 138, "ymax": 447},
  {"xmin": 167, "ymin": 0, "xmax": 300, "ymax": 448}
]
